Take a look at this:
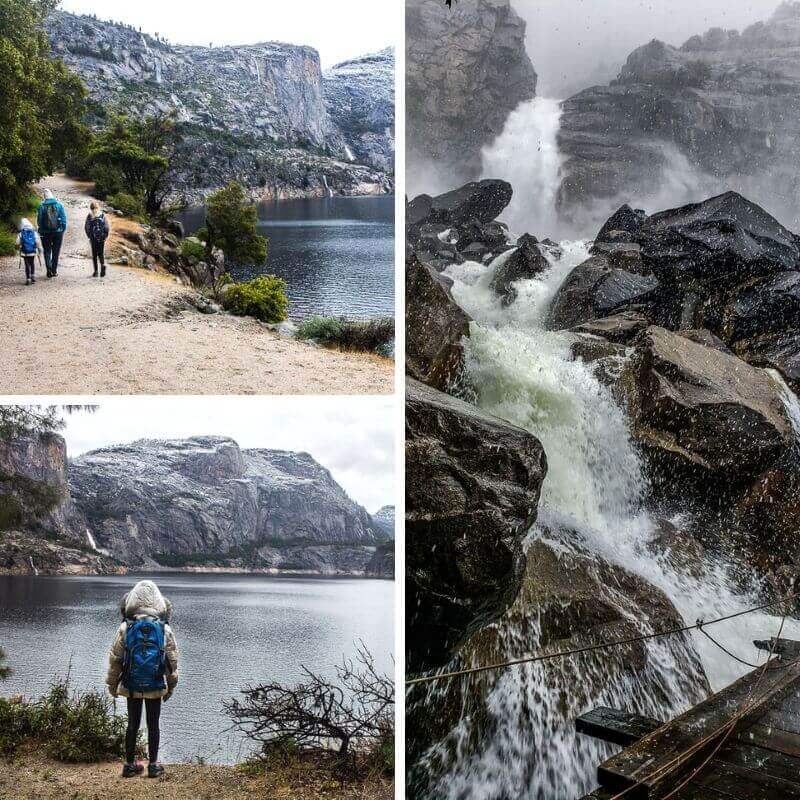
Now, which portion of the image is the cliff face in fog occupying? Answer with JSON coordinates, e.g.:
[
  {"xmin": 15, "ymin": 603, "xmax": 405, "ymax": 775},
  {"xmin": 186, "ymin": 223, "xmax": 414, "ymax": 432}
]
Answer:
[
  {"xmin": 558, "ymin": 1, "xmax": 800, "ymax": 228},
  {"xmin": 46, "ymin": 11, "xmax": 394, "ymax": 199},
  {"xmin": 406, "ymin": 0, "xmax": 537, "ymax": 188}
]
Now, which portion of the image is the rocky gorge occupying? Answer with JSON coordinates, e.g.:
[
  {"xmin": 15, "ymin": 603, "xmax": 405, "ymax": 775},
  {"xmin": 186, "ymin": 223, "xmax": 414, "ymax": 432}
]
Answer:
[
  {"xmin": 46, "ymin": 10, "xmax": 394, "ymax": 201},
  {"xmin": 405, "ymin": 177, "xmax": 800, "ymax": 798},
  {"xmin": 0, "ymin": 433, "xmax": 393, "ymax": 578}
]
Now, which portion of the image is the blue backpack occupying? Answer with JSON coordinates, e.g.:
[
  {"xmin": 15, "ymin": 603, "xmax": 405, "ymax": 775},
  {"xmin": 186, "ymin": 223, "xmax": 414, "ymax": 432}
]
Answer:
[
  {"xmin": 20, "ymin": 228, "xmax": 36, "ymax": 255},
  {"xmin": 123, "ymin": 618, "xmax": 166, "ymax": 694}
]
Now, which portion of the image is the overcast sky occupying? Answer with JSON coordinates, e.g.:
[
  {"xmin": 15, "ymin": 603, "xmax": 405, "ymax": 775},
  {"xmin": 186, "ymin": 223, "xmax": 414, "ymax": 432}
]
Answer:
[
  {"xmin": 58, "ymin": 0, "xmax": 397, "ymax": 67},
  {"xmin": 58, "ymin": 398, "xmax": 394, "ymax": 513},
  {"xmin": 518, "ymin": 0, "xmax": 782, "ymax": 95}
]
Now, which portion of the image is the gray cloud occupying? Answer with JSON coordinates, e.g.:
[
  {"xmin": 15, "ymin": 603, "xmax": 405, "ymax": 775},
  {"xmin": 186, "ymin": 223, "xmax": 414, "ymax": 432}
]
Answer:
[{"xmin": 61, "ymin": 397, "xmax": 395, "ymax": 513}]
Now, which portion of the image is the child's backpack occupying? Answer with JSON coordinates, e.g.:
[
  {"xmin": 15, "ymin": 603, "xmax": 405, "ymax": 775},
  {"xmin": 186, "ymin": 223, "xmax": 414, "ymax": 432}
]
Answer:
[
  {"xmin": 122, "ymin": 617, "xmax": 166, "ymax": 694},
  {"xmin": 88, "ymin": 214, "xmax": 106, "ymax": 244},
  {"xmin": 20, "ymin": 229, "xmax": 36, "ymax": 255},
  {"xmin": 42, "ymin": 203, "xmax": 60, "ymax": 232}
]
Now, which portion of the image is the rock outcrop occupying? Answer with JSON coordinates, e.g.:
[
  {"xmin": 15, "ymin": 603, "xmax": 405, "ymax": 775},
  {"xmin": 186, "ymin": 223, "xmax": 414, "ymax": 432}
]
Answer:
[
  {"xmin": 371, "ymin": 505, "xmax": 395, "ymax": 538},
  {"xmin": 46, "ymin": 11, "xmax": 394, "ymax": 200},
  {"xmin": 323, "ymin": 48, "xmax": 395, "ymax": 172},
  {"xmin": 66, "ymin": 437, "xmax": 387, "ymax": 574},
  {"xmin": 406, "ymin": 0, "xmax": 537, "ymax": 186},
  {"xmin": 557, "ymin": 3, "xmax": 800, "ymax": 230},
  {"xmin": 406, "ymin": 378, "xmax": 547, "ymax": 673}
]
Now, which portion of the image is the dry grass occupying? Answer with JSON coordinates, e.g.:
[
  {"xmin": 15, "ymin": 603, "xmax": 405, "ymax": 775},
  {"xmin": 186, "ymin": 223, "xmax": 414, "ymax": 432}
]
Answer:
[{"xmin": 1, "ymin": 747, "xmax": 394, "ymax": 800}]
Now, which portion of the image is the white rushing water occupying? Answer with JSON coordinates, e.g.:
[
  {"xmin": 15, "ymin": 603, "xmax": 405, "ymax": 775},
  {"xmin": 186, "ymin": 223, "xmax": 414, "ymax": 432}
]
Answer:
[{"xmin": 412, "ymin": 241, "xmax": 800, "ymax": 800}]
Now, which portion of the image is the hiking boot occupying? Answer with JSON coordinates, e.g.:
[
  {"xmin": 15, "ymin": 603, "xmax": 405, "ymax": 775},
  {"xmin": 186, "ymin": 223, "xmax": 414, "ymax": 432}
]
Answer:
[
  {"xmin": 25, "ymin": 279, "xmax": 30, "ymax": 286},
  {"xmin": 92, "ymin": 270, "xmax": 98, "ymax": 277},
  {"xmin": 100, "ymin": 268, "xmax": 106, "ymax": 278},
  {"xmin": 147, "ymin": 763, "xmax": 165, "ymax": 779},
  {"xmin": 31, "ymin": 276, "xmax": 35, "ymax": 283},
  {"xmin": 122, "ymin": 762, "xmax": 144, "ymax": 778}
]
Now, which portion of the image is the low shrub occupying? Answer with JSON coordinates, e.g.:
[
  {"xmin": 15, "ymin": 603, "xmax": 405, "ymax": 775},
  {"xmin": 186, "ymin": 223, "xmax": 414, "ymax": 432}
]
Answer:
[
  {"xmin": 222, "ymin": 275, "xmax": 288, "ymax": 323},
  {"xmin": 106, "ymin": 192, "xmax": 144, "ymax": 219},
  {"xmin": 0, "ymin": 676, "xmax": 132, "ymax": 762},
  {"xmin": 297, "ymin": 316, "xmax": 394, "ymax": 354},
  {"xmin": 0, "ymin": 228, "xmax": 17, "ymax": 257},
  {"xmin": 180, "ymin": 238, "xmax": 207, "ymax": 262}
]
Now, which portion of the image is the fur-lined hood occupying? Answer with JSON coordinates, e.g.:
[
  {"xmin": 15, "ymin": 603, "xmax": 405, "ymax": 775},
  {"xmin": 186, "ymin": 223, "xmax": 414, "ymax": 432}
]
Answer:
[{"xmin": 119, "ymin": 580, "xmax": 173, "ymax": 622}]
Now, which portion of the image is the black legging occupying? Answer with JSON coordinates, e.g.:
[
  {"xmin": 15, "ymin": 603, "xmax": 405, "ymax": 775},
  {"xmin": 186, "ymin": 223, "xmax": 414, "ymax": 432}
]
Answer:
[
  {"xmin": 126, "ymin": 697, "xmax": 161, "ymax": 763},
  {"xmin": 90, "ymin": 239, "xmax": 106, "ymax": 273}
]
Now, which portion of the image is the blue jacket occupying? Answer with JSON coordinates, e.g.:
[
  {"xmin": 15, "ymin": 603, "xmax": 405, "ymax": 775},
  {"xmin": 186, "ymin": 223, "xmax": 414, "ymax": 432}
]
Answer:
[{"xmin": 37, "ymin": 198, "xmax": 68, "ymax": 234}]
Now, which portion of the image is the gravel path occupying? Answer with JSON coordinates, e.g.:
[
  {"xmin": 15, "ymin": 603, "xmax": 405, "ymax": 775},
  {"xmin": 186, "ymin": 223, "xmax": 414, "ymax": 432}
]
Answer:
[{"xmin": 0, "ymin": 175, "xmax": 393, "ymax": 395}]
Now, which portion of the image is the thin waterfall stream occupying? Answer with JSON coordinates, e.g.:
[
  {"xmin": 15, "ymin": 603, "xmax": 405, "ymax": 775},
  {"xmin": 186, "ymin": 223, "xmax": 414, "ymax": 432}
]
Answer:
[{"xmin": 411, "ymin": 98, "xmax": 800, "ymax": 800}]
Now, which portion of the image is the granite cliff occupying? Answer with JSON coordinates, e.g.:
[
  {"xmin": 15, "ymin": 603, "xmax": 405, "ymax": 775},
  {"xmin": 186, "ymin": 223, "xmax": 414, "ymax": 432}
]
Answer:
[
  {"xmin": 406, "ymin": 0, "xmax": 536, "ymax": 191},
  {"xmin": 557, "ymin": 1, "xmax": 800, "ymax": 231},
  {"xmin": 0, "ymin": 435, "xmax": 391, "ymax": 577},
  {"xmin": 45, "ymin": 11, "xmax": 394, "ymax": 200}
]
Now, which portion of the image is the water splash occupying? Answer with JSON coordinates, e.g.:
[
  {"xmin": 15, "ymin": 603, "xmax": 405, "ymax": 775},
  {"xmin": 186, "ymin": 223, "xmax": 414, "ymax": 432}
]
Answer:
[{"xmin": 416, "ymin": 240, "xmax": 800, "ymax": 799}]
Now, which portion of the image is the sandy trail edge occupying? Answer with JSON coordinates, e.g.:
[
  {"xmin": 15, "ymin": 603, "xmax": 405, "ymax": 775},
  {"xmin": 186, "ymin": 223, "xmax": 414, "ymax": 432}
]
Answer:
[
  {"xmin": 0, "ymin": 175, "xmax": 393, "ymax": 395},
  {"xmin": 2, "ymin": 750, "xmax": 392, "ymax": 800}
]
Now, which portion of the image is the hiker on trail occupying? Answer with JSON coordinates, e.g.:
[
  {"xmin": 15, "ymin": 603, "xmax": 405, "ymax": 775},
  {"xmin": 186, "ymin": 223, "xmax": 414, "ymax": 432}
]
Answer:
[
  {"xmin": 16, "ymin": 219, "xmax": 42, "ymax": 286},
  {"xmin": 106, "ymin": 579, "xmax": 179, "ymax": 779},
  {"xmin": 37, "ymin": 189, "xmax": 67, "ymax": 277},
  {"xmin": 84, "ymin": 201, "xmax": 110, "ymax": 278}
]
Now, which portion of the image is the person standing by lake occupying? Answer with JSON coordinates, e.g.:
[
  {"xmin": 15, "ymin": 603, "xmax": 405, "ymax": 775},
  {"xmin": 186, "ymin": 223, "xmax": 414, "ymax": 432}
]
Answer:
[
  {"xmin": 37, "ymin": 188, "xmax": 67, "ymax": 277},
  {"xmin": 84, "ymin": 201, "xmax": 110, "ymax": 278},
  {"xmin": 106, "ymin": 580, "xmax": 179, "ymax": 779}
]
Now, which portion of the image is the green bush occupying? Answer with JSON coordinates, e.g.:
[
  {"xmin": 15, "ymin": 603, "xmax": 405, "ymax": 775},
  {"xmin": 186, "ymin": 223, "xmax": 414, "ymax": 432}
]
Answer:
[
  {"xmin": 0, "ymin": 228, "xmax": 16, "ymax": 257},
  {"xmin": 180, "ymin": 238, "xmax": 207, "ymax": 262},
  {"xmin": 222, "ymin": 275, "xmax": 288, "ymax": 323},
  {"xmin": 106, "ymin": 192, "xmax": 144, "ymax": 218},
  {"xmin": 0, "ymin": 677, "xmax": 132, "ymax": 762},
  {"xmin": 297, "ymin": 316, "xmax": 395, "ymax": 354}
]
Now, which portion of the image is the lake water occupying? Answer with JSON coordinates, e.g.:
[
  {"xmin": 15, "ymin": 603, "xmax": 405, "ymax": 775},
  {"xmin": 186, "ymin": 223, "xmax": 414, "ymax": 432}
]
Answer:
[
  {"xmin": 180, "ymin": 196, "xmax": 395, "ymax": 321},
  {"xmin": 0, "ymin": 573, "xmax": 394, "ymax": 764}
]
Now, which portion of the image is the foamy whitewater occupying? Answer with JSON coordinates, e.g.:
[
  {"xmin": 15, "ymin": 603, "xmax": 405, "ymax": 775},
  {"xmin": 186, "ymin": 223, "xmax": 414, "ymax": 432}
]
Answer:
[{"xmin": 411, "ymin": 99, "xmax": 800, "ymax": 799}]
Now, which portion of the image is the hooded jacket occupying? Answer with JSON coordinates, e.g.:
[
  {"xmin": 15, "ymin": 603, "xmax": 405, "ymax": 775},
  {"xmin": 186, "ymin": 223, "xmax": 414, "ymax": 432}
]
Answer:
[
  {"xmin": 37, "ymin": 196, "xmax": 67, "ymax": 234},
  {"xmin": 106, "ymin": 580, "xmax": 179, "ymax": 700},
  {"xmin": 17, "ymin": 219, "xmax": 42, "ymax": 254}
]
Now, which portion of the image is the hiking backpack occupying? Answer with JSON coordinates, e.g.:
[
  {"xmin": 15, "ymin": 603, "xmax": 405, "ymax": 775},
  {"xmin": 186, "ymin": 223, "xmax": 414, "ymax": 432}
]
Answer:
[
  {"xmin": 88, "ymin": 214, "xmax": 106, "ymax": 244},
  {"xmin": 19, "ymin": 229, "xmax": 36, "ymax": 255},
  {"xmin": 122, "ymin": 618, "xmax": 166, "ymax": 694},
  {"xmin": 42, "ymin": 203, "xmax": 60, "ymax": 233}
]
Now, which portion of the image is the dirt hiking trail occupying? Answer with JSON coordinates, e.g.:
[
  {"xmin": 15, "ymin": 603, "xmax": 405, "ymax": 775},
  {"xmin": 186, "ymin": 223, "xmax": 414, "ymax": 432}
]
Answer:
[{"xmin": 0, "ymin": 176, "xmax": 393, "ymax": 395}]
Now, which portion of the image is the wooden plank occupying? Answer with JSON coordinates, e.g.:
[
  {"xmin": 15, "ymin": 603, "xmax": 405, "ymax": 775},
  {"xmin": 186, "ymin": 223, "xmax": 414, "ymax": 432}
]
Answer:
[
  {"xmin": 737, "ymin": 723, "xmax": 800, "ymax": 759},
  {"xmin": 692, "ymin": 756, "xmax": 800, "ymax": 799},
  {"xmin": 596, "ymin": 658, "xmax": 800, "ymax": 798},
  {"xmin": 577, "ymin": 707, "xmax": 664, "ymax": 747},
  {"xmin": 757, "ymin": 685, "xmax": 800, "ymax": 734},
  {"xmin": 717, "ymin": 742, "xmax": 800, "ymax": 788}
]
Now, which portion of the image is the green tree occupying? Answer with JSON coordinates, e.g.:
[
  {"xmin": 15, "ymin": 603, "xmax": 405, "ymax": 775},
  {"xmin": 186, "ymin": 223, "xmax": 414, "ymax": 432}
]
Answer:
[
  {"xmin": 0, "ymin": 0, "xmax": 88, "ymax": 219},
  {"xmin": 89, "ymin": 112, "xmax": 180, "ymax": 217},
  {"xmin": 205, "ymin": 182, "xmax": 268, "ymax": 266}
]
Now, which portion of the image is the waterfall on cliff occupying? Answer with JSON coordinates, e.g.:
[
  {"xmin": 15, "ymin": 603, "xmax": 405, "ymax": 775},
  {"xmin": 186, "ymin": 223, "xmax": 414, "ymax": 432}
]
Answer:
[
  {"xmin": 480, "ymin": 97, "xmax": 564, "ymax": 239},
  {"xmin": 415, "ymin": 243, "xmax": 800, "ymax": 800}
]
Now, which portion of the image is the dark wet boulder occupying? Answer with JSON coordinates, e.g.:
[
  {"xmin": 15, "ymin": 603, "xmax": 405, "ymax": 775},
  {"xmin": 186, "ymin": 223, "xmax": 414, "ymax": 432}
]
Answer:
[
  {"xmin": 734, "ymin": 332, "xmax": 800, "ymax": 395},
  {"xmin": 591, "ymin": 241, "xmax": 646, "ymax": 273},
  {"xmin": 595, "ymin": 204, "xmax": 647, "ymax": 245},
  {"xmin": 407, "ymin": 193, "xmax": 433, "ymax": 227},
  {"xmin": 455, "ymin": 219, "xmax": 510, "ymax": 251},
  {"xmin": 427, "ymin": 180, "xmax": 513, "ymax": 226},
  {"xmin": 548, "ymin": 254, "xmax": 612, "ymax": 329},
  {"xmin": 677, "ymin": 328, "xmax": 732, "ymax": 354},
  {"xmin": 723, "ymin": 271, "xmax": 800, "ymax": 343},
  {"xmin": 593, "ymin": 269, "xmax": 659, "ymax": 317},
  {"xmin": 415, "ymin": 223, "xmax": 461, "ymax": 269},
  {"xmin": 489, "ymin": 234, "xmax": 550, "ymax": 304},
  {"xmin": 573, "ymin": 311, "xmax": 650, "ymax": 344},
  {"xmin": 405, "ymin": 378, "xmax": 547, "ymax": 674},
  {"xmin": 623, "ymin": 326, "xmax": 794, "ymax": 491},
  {"xmin": 639, "ymin": 192, "xmax": 800, "ymax": 287},
  {"xmin": 406, "ymin": 255, "xmax": 471, "ymax": 392}
]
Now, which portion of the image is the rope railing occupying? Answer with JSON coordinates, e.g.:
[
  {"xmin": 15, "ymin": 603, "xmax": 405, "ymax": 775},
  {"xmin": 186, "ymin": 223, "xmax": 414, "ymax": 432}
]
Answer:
[{"xmin": 405, "ymin": 591, "xmax": 799, "ymax": 688}]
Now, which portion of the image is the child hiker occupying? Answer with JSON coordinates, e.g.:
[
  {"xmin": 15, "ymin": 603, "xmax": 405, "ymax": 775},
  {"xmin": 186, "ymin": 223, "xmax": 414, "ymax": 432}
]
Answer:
[
  {"xmin": 84, "ymin": 200, "xmax": 110, "ymax": 277},
  {"xmin": 17, "ymin": 219, "xmax": 42, "ymax": 285},
  {"xmin": 106, "ymin": 579, "xmax": 179, "ymax": 778}
]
